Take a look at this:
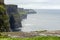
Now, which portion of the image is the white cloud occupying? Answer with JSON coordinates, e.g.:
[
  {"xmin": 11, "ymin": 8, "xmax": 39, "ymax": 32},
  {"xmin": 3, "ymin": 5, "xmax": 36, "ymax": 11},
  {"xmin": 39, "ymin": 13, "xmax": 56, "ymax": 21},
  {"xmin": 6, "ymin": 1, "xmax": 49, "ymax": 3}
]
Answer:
[
  {"xmin": 5, "ymin": 0, "xmax": 60, "ymax": 9},
  {"xmin": 19, "ymin": 4, "xmax": 60, "ymax": 9}
]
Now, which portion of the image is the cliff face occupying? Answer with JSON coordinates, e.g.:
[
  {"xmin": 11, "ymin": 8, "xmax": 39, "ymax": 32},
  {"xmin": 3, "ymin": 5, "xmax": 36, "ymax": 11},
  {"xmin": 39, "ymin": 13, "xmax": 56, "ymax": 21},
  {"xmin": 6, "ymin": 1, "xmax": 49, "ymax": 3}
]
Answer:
[
  {"xmin": 6, "ymin": 5, "xmax": 22, "ymax": 32},
  {"xmin": 18, "ymin": 8, "xmax": 37, "ymax": 21},
  {"xmin": 18, "ymin": 8, "xmax": 27, "ymax": 21}
]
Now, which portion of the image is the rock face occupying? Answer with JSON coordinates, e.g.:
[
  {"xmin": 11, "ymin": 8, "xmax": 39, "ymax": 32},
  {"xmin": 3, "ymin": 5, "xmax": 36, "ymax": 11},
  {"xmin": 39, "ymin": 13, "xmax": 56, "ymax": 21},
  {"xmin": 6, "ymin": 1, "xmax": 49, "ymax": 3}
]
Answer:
[
  {"xmin": 18, "ymin": 8, "xmax": 27, "ymax": 21},
  {"xmin": 6, "ymin": 5, "xmax": 22, "ymax": 32}
]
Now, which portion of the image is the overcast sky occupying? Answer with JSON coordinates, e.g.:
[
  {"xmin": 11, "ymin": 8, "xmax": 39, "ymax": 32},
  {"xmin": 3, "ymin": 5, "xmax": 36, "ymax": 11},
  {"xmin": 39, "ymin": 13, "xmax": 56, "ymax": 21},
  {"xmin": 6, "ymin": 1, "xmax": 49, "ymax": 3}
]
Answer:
[{"xmin": 5, "ymin": 0, "xmax": 60, "ymax": 9}]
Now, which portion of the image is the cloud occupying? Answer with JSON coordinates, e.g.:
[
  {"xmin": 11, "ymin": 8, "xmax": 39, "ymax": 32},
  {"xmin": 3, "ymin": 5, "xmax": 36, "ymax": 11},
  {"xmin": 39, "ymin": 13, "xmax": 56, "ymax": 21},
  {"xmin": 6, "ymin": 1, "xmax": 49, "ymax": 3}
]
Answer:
[
  {"xmin": 19, "ymin": 3, "xmax": 60, "ymax": 9},
  {"xmin": 5, "ymin": 0, "xmax": 60, "ymax": 9}
]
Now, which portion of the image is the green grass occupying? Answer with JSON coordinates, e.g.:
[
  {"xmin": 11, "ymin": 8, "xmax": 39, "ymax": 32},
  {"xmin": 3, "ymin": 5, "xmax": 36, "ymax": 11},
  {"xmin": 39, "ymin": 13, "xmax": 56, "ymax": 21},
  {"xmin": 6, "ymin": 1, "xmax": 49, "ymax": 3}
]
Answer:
[{"xmin": 0, "ymin": 36, "xmax": 60, "ymax": 40}]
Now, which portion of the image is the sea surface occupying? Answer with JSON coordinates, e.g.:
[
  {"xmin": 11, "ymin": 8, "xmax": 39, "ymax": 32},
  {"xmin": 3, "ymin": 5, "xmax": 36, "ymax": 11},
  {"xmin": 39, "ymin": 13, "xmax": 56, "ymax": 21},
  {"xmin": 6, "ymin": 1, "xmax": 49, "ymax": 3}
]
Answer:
[{"xmin": 21, "ymin": 9, "xmax": 60, "ymax": 32}]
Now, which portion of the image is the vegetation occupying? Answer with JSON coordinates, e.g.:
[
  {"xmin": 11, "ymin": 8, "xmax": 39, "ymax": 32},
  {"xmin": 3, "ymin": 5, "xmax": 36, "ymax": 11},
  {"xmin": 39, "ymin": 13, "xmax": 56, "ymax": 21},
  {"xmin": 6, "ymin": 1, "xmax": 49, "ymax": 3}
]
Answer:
[
  {"xmin": 0, "ymin": 5, "xmax": 10, "ymax": 32},
  {"xmin": 0, "ymin": 36, "xmax": 60, "ymax": 40},
  {"xmin": 19, "ymin": 10, "xmax": 27, "ymax": 17}
]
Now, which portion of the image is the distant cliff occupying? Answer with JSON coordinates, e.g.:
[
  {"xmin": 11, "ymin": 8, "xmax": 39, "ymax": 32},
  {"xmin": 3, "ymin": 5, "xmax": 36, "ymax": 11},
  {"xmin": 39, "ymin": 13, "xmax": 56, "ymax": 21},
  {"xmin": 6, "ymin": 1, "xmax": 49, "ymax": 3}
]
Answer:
[
  {"xmin": 24, "ymin": 9, "xmax": 37, "ymax": 14},
  {"xmin": 18, "ymin": 8, "xmax": 27, "ymax": 21},
  {"xmin": 18, "ymin": 8, "xmax": 37, "ymax": 21}
]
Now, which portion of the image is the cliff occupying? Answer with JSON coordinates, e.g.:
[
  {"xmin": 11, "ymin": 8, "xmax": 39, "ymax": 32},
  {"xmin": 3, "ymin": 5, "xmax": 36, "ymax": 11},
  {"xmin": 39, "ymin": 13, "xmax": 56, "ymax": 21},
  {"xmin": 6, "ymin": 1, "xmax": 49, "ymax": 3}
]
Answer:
[
  {"xmin": 18, "ymin": 8, "xmax": 27, "ymax": 21},
  {"xmin": 18, "ymin": 8, "xmax": 37, "ymax": 21},
  {"xmin": 6, "ymin": 5, "xmax": 22, "ymax": 32}
]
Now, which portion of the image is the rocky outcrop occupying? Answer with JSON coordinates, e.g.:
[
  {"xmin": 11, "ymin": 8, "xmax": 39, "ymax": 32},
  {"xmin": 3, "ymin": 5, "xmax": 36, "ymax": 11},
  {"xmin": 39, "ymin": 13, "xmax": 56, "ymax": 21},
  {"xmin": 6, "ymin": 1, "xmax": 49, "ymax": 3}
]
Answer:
[{"xmin": 6, "ymin": 5, "xmax": 22, "ymax": 32}]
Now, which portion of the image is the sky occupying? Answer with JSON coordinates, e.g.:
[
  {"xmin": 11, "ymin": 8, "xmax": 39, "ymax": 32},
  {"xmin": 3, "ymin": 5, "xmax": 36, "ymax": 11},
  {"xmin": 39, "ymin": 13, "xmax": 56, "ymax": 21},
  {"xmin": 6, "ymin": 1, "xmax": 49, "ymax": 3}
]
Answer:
[{"xmin": 5, "ymin": 0, "xmax": 60, "ymax": 9}]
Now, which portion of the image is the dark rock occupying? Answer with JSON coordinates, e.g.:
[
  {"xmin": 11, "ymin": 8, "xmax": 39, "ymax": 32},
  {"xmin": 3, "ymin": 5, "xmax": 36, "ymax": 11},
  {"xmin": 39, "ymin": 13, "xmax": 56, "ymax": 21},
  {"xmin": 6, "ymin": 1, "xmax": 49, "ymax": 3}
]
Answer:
[{"xmin": 5, "ymin": 5, "xmax": 22, "ymax": 32}]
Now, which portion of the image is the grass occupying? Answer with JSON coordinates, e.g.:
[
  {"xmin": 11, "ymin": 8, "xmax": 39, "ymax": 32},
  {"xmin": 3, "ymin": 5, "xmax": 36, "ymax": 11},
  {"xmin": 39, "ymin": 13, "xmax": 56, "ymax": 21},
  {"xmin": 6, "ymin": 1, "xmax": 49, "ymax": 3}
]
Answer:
[{"xmin": 0, "ymin": 36, "xmax": 60, "ymax": 40}]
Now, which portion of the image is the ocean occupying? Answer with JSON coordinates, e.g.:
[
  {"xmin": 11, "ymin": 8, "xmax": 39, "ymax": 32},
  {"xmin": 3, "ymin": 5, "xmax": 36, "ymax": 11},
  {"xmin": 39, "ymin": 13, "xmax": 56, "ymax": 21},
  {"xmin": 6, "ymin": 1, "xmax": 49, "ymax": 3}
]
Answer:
[{"xmin": 21, "ymin": 9, "xmax": 60, "ymax": 32}]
